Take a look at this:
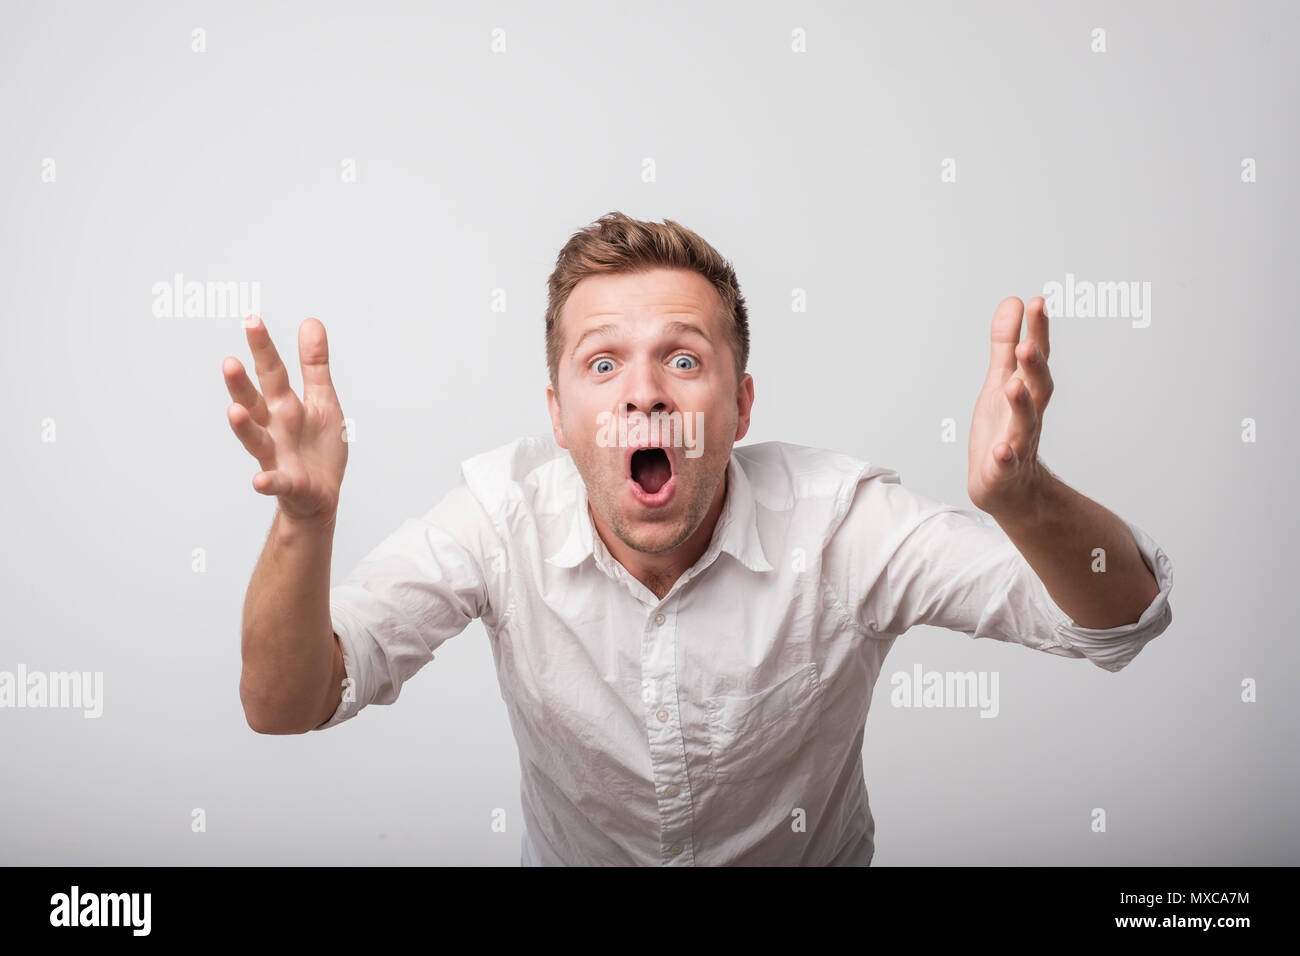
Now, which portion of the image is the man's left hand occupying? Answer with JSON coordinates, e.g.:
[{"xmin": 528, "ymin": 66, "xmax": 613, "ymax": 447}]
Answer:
[{"xmin": 968, "ymin": 296, "xmax": 1054, "ymax": 522}]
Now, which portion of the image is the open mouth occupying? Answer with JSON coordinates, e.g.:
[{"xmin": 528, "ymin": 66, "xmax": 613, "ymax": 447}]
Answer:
[{"xmin": 630, "ymin": 447, "xmax": 673, "ymax": 495}]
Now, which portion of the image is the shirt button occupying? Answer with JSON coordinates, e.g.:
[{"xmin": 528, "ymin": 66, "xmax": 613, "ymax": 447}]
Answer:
[
  {"xmin": 656, "ymin": 707, "xmax": 669, "ymax": 723},
  {"xmin": 653, "ymin": 612, "xmax": 666, "ymax": 626},
  {"xmin": 665, "ymin": 783, "xmax": 680, "ymax": 798},
  {"xmin": 668, "ymin": 842, "xmax": 684, "ymax": 856}
]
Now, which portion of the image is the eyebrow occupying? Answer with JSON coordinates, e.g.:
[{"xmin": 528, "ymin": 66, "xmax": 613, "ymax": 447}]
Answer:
[{"xmin": 569, "ymin": 319, "xmax": 713, "ymax": 360}]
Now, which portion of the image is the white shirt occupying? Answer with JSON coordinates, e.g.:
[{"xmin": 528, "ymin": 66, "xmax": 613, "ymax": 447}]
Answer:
[{"xmin": 315, "ymin": 437, "xmax": 1174, "ymax": 865}]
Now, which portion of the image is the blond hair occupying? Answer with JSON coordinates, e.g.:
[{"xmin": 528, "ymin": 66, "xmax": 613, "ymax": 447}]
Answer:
[{"xmin": 545, "ymin": 211, "xmax": 750, "ymax": 393}]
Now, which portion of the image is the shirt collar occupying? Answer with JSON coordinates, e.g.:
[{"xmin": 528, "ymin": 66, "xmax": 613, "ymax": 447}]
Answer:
[{"xmin": 545, "ymin": 450, "xmax": 775, "ymax": 574}]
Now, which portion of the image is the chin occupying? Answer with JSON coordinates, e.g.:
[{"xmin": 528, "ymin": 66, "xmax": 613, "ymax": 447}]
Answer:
[{"xmin": 612, "ymin": 516, "xmax": 693, "ymax": 556}]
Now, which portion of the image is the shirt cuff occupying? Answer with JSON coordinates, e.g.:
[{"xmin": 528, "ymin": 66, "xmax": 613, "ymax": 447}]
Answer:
[
  {"xmin": 310, "ymin": 599, "xmax": 370, "ymax": 731},
  {"xmin": 1033, "ymin": 519, "xmax": 1174, "ymax": 672}
]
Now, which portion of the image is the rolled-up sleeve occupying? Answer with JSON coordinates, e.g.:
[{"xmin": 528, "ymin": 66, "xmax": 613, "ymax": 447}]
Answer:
[
  {"xmin": 313, "ymin": 481, "xmax": 500, "ymax": 730},
  {"xmin": 1020, "ymin": 518, "xmax": 1173, "ymax": 670},
  {"xmin": 833, "ymin": 471, "xmax": 1174, "ymax": 672}
]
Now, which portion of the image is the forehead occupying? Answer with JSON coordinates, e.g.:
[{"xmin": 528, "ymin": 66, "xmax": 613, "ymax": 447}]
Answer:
[{"xmin": 561, "ymin": 267, "xmax": 723, "ymax": 335}]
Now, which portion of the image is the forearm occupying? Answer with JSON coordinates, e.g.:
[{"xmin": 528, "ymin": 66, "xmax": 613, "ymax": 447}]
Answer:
[
  {"xmin": 992, "ymin": 471, "xmax": 1159, "ymax": 629},
  {"xmin": 239, "ymin": 508, "xmax": 339, "ymax": 734}
]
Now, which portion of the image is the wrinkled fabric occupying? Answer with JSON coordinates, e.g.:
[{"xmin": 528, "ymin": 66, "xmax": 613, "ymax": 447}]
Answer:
[{"xmin": 315, "ymin": 437, "xmax": 1174, "ymax": 866}]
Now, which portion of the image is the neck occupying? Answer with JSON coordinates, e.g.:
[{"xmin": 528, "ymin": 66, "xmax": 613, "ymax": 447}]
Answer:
[{"xmin": 594, "ymin": 469, "xmax": 729, "ymax": 601}]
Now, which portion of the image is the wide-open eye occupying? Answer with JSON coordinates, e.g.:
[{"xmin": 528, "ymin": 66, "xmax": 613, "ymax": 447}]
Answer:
[
  {"xmin": 671, "ymin": 355, "xmax": 698, "ymax": 371},
  {"xmin": 591, "ymin": 357, "xmax": 615, "ymax": 374}
]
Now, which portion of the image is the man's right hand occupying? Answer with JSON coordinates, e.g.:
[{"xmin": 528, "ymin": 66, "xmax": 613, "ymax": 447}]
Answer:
[{"xmin": 222, "ymin": 315, "xmax": 348, "ymax": 526}]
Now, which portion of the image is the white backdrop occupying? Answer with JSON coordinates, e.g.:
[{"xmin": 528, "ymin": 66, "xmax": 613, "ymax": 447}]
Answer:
[{"xmin": 1, "ymin": 0, "xmax": 1295, "ymax": 865}]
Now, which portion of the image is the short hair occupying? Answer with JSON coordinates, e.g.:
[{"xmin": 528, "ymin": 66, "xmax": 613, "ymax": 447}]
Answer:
[{"xmin": 545, "ymin": 211, "xmax": 750, "ymax": 394}]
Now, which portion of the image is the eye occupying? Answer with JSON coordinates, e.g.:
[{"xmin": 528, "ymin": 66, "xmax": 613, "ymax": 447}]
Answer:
[
  {"xmin": 671, "ymin": 354, "xmax": 698, "ymax": 371},
  {"xmin": 591, "ymin": 357, "xmax": 616, "ymax": 375}
]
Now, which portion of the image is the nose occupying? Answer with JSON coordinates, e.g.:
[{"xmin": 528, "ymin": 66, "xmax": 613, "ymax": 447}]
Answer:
[{"xmin": 620, "ymin": 358, "xmax": 673, "ymax": 417}]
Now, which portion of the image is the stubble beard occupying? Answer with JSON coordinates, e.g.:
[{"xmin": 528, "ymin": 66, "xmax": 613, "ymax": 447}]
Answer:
[{"xmin": 579, "ymin": 448, "xmax": 727, "ymax": 557}]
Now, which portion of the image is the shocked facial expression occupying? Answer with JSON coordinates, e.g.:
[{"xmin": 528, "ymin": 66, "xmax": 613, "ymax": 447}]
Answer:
[{"xmin": 547, "ymin": 267, "xmax": 754, "ymax": 556}]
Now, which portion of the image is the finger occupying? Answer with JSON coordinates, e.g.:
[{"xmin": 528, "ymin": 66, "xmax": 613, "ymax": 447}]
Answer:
[
  {"xmin": 987, "ymin": 297, "xmax": 1025, "ymax": 380},
  {"xmin": 298, "ymin": 317, "xmax": 338, "ymax": 407},
  {"xmin": 252, "ymin": 469, "xmax": 293, "ymax": 497},
  {"xmin": 1014, "ymin": 338, "xmax": 1054, "ymax": 414},
  {"xmin": 991, "ymin": 439, "xmax": 1018, "ymax": 475},
  {"xmin": 227, "ymin": 402, "xmax": 277, "ymax": 470},
  {"xmin": 243, "ymin": 314, "xmax": 294, "ymax": 401},
  {"xmin": 1002, "ymin": 374, "xmax": 1038, "ymax": 455},
  {"xmin": 222, "ymin": 356, "xmax": 271, "ymax": 427},
  {"xmin": 1025, "ymin": 296, "xmax": 1051, "ymax": 361}
]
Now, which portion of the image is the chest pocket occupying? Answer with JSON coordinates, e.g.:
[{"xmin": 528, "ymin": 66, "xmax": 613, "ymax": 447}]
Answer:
[{"xmin": 703, "ymin": 662, "xmax": 825, "ymax": 784}]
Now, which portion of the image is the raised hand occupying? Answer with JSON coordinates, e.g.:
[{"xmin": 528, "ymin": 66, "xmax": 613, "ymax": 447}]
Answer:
[
  {"xmin": 967, "ymin": 296, "xmax": 1054, "ymax": 520},
  {"xmin": 223, "ymin": 315, "xmax": 348, "ymax": 526}
]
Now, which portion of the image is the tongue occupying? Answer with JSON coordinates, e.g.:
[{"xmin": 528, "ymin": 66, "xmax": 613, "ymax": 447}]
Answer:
[{"xmin": 632, "ymin": 449, "xmax": 671, "ymax": 495}]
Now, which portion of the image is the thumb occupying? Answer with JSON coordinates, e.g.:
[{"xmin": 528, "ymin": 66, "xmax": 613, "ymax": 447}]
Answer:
[{"xmin": 991, "ymin": 440, "xmax": 1018, "ymax": 476}]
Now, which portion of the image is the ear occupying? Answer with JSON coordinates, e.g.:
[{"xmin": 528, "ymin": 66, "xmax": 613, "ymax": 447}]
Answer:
[
  {"xmin": 733, "ymin": 373, "xmax": 755, "ymax": 442},
  {"xmin": 546, "ymin": 382, "xmax": 569, "ymax": 449}
]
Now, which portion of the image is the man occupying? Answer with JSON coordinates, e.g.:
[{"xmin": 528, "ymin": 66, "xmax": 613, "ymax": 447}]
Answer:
[{"xmin": 224, "ymin": 211, "xmax": 1173, "ymax": 866}]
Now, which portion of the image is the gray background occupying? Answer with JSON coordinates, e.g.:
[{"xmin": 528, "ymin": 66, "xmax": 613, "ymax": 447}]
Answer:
[{"xmin": 1, "ymin": 0, "xmax": 1295, "ymax": 865}]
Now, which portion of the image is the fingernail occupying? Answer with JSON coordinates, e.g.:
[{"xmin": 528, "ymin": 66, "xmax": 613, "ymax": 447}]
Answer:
[{"xmin": 244, "ymin": 314, "xmax": 261, "ymax": 328}]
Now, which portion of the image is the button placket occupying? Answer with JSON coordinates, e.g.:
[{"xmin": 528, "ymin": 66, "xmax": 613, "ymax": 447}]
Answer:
[{"xmin": 640, "ymin": 604, "xmax": 695, "ymax": 865}]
